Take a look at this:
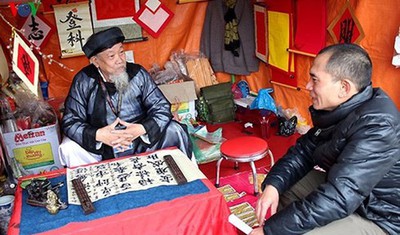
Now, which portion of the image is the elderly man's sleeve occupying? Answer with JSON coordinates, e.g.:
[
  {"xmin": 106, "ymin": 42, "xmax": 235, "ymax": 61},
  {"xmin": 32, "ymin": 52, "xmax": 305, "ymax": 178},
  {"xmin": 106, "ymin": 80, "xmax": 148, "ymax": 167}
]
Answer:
[
  {"xmin": 136, "ymin": 69, "xmax": 173, "ymax": 144},
  {"xmin": 62, "ymin": 73, "xmax": 102, "ymax": 154}
]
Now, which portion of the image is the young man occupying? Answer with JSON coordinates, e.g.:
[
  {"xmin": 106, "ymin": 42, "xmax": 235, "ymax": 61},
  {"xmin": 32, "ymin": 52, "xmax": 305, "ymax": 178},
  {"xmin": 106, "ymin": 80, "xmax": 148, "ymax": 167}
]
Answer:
[
  {"xmin": 251, "ymin": 44, "xmax": 399, "ymax": 235},
  {"xmin": 59, "ymin": 27, "xmax": 192, "ymax": 167}
]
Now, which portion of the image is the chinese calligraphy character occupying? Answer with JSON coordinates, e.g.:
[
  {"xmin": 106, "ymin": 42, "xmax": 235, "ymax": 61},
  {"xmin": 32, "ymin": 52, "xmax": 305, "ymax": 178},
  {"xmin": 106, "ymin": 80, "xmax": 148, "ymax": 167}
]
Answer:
[
  {"xmin": 135, "ymin": 170, "xmax": 150, "ymax": 179},
  {"xmin": 59, "ymin": 9, "xmax": 85, "ymax": 47},
  {"xmin": 28, "ymin": 15, "xmax": 44, "ymax": 41},
  {"xmin": 112, "ymin": 162, "xmax": 128, "ymax": 174},
  {"xmin": 95, "ymin": 178, "xmax": 110, "ymax": 187},
  {"xmin": 155, "ymin": 166, "xmax": 169, "ymax": 175},
  {"xmin": 132, "ymin": 162, "xmax": 146, "ymax": 171},
  {"xmin": 147, "ymin": 159, "xmax": 164, "ymax": 168},
  {"xmin": 138, "ymin": 178, "xmax": 154, "ymax": 186},
  {"xmin": 21, "ymin": 53, "xmax": 32, "ymax": 77},
  {"xmin": 95, "ymin": 169, "xmax": 108, "ymax": 178},
  {"xmin": 59, "ymin": 10, "xmax": 83, "ymax": 31},
  {"xmin": 147, "ymin": 154, "xmax": 159, "ymax": 160},
  {"xmin": 339, "ymin": 18, "xmax": 355, "ymax": 43},
  {"xmin": 120, "ymin": 183, "xmax": 132, "ymax": 191},
  {"xmin": 101, "ymin": 186, "xmax": 112, "ymax": 197},
  {"xmin": 159, "ymin": 174, "xmax": 174, "ymax": 183},
  {"xmin": 117, "ymin": 172, "xmax": 132, "ymax": 182}
]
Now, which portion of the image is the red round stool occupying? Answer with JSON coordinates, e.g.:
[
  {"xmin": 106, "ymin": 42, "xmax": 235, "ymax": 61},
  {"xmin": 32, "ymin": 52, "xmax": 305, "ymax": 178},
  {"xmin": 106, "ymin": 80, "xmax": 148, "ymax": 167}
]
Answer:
[{"xmin": 215, "ymin": 136, "xmax": 274, "ymax": 195}]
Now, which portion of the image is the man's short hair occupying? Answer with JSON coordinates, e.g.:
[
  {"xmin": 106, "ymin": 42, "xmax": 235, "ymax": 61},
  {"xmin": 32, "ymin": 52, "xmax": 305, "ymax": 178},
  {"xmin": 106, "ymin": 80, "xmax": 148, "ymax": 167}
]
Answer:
[
  {"xmin": 82, "ymin": 27, "xmax": 125, "ymax": 58},
  {"xmin": 318, "ymin": 44, "xmax": 372, "ymax": 91}
]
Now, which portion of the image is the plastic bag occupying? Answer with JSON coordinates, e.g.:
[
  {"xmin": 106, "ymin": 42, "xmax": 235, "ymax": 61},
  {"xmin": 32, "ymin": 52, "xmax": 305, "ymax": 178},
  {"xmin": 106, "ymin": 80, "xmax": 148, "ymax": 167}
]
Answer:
[
  {"xmin": 249, "ymin": 88, "xmax": 277, "ymax": 113},
  {"xmin": 180, "ymin": 118, "xmax": 223, "ymax": 164}
]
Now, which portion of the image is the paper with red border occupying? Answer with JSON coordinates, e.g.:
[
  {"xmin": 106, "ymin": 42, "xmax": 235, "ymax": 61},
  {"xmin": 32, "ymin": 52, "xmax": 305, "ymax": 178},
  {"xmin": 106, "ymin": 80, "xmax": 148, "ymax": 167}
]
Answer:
[
  {"xmin": 132, "ymin": 1, "xmax": 174, "ymax": 38},
  {"xmin": 12, "ymin": 33, "xmax": 39, "ymax": 96},
  {"xmin": 20, "ymin": 13, "xmax": 54, "ymax": 48}
]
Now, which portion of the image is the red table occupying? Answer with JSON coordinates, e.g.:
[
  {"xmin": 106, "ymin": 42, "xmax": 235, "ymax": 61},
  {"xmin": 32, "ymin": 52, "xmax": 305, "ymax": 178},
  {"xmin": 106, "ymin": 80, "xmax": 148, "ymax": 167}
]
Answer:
[{"xmin": 8, "ymin": 150, "xmax": 237, "ymax": 235}]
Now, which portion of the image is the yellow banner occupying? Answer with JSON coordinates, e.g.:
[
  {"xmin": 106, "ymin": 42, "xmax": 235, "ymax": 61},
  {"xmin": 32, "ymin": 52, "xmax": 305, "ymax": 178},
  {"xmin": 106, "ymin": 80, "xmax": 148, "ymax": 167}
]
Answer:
[{"xmin": 268, "ymin": 11, "xmax": 291, "ymax": 72}]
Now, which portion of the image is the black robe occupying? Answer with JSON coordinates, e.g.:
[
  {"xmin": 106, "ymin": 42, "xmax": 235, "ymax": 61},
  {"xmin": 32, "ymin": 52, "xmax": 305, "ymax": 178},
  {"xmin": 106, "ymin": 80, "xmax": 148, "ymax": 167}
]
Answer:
[{"xmin": 62, "ymin": 63, "xmax": 192, "ymax": 160}]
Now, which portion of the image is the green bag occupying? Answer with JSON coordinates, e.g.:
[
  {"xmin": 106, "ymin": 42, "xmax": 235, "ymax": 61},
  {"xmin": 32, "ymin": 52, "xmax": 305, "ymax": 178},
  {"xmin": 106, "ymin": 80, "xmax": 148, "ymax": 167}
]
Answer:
[{"xmin": 198, "ymin": 82, "xmax": 235, "ymax": 124}]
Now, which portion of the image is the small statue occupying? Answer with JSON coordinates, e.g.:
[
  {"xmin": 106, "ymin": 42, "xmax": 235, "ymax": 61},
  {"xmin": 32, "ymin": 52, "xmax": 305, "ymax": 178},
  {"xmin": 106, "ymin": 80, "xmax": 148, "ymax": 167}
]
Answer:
[
  {"xmin": 25, "ymin": 179, "xmax": 68, "ymax": 214},
  {"xmin": 46, "ymin": 190, "xmax": 60, "ymax": 214}
]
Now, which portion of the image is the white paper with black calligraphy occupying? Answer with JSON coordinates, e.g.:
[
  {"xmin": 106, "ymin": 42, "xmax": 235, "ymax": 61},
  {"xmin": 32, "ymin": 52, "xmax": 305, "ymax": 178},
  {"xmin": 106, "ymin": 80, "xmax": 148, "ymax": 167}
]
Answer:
[
  {"xmin": 53, "ymin": 2, "xmax": 93, "ymax": 58},
  {"xmin": 66, "ymin": 149, "xmax": 205, "ymax": 205}
]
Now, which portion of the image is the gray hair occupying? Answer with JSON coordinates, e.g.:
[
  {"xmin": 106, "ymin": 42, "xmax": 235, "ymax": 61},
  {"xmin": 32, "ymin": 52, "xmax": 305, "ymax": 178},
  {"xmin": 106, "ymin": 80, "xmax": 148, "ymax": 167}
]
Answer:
[{"xmin": 318, "ymin": 44, "xmax": 372, "ymax": 91}]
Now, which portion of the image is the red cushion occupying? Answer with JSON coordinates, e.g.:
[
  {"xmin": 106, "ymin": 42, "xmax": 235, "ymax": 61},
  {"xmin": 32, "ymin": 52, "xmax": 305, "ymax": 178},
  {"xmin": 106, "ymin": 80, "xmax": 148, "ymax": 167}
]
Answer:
[{"xmin": 220, "ymin": 136, "xmax": 268, "ymax": 158}]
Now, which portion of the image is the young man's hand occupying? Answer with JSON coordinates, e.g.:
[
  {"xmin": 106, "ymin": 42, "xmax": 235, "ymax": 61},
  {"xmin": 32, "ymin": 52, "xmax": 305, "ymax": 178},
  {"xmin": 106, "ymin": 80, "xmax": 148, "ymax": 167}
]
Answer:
[{"xmin": 255, "ymin": 185, "xmax": 280, "ymax": 225}]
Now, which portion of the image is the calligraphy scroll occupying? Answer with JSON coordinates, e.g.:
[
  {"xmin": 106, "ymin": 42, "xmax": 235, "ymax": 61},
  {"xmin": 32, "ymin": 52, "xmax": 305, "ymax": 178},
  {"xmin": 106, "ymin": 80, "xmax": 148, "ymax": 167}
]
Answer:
[
  {"xmin": 53, "ymin": 2, "xmax": 93, "ymax": 58},
  {"xmin": 66, "ymin": 149, "xmax": 205, "ymax": 205},
  {"xmin": 20, "ymin": 13, "xmax": 54, "ymax": 48},
  {"xmin": 90, "ymin": 0, "xmax": 143, "ymax": 42},
  {"xmin": 12, "ymin": 33, "xmax": 39, "ymax": 96}
]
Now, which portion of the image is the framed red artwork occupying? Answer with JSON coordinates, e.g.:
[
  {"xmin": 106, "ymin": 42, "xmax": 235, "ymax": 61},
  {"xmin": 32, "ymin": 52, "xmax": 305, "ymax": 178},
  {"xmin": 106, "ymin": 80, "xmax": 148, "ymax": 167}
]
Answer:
[
  {"xmin": 133, "ymin": 0, "xmax": 174, "ymax": 38},
  {"xmin": 90, "ymin": 0, "xmax": 143, "ymax": 42},
  {"xmin": 254, "ymin": 4, "xmax": 268, "ymax": 63},
  {"xmin": 12, "ymin": 33, "xmax": 39, "ymax": 96},
  {"xmin": 327, "ymin": 1, "xmax": 365, "ymax": 44}
]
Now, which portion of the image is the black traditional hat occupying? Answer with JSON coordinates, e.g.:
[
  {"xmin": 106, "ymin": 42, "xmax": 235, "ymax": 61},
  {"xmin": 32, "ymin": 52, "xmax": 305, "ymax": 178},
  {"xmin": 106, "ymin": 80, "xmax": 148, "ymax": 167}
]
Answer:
[{"xmin": 82, "ymin": 27, "xmax": 125, "ymax": 58}]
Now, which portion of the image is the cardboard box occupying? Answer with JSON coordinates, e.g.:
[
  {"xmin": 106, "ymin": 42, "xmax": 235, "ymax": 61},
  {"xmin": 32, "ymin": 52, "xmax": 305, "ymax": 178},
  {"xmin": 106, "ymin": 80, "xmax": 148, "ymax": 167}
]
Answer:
[
  {"xmin": 2, "ymin": 122, "xmax": 63, "ymax": 176},
  {"xmin": 158, "ymin": 81, "xmax": 197, "ymax": 119},
  {"xmin": 158, "ymin": 80, "xmax": 197, "ymax": 103},
  {"xmin": 171, "ymin": 101, "xmax": 196, "ymax": 120}
]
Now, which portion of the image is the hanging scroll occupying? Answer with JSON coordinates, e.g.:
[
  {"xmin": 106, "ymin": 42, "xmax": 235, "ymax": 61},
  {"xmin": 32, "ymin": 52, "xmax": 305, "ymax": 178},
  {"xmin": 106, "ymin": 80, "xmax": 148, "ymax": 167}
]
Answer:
[{"xmin": 53, "ymin": 2, "xmax": 93, "ymax": 58}]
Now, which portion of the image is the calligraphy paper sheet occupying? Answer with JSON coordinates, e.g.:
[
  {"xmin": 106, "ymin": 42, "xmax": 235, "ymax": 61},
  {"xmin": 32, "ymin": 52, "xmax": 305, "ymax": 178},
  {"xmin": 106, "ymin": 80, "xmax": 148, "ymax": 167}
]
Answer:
[
  {"xmin": 53, "ymin": 2, "xmax": 93, "ymax": 58},
  {"xmin": 67, "ymin": 149, "xmax": 205, "ymax": 205}
]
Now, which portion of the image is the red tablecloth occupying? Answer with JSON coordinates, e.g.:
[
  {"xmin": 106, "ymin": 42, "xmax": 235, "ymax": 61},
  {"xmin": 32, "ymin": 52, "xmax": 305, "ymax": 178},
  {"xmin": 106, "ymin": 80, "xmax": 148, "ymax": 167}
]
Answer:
[{"xmin": 9, "ymin": 168, "xmax": 237, "ymax": 235}]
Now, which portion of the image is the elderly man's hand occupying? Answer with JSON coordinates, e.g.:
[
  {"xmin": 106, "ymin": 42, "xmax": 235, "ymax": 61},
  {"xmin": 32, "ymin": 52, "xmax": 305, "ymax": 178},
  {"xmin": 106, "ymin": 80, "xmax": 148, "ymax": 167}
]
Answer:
[
  {"xmin": 110, "ymin": 119, "xmax": 146, "ymax": 150},
  {"xmin": 95, "ymin": 119, "xmax": 122, "ymax": 147},
  {"xmin": 255, "ymin": 185, "xmax": 279, "ymax": 226}
]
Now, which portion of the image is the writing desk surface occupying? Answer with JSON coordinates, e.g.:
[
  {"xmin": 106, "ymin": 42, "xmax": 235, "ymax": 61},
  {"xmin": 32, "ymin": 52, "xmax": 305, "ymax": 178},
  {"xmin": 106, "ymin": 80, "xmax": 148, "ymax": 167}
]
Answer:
[{"xmin": 9, "ymin": 149, "xmax": 237, "ymax": 235}]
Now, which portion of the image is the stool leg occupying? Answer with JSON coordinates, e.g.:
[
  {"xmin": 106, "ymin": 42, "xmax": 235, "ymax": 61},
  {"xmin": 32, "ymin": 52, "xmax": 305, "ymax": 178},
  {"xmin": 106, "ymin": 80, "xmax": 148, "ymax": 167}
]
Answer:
[
  {"xmin": 268, "ymin": 149, "xmax": 275, "ymax": 167},
  {"xmin": 250, "ymin": 161, "xmax": 258, "ymax": 196},
  {"xmin": 215, "ymin": 157, "xmax": 224, "ymax": 188}
]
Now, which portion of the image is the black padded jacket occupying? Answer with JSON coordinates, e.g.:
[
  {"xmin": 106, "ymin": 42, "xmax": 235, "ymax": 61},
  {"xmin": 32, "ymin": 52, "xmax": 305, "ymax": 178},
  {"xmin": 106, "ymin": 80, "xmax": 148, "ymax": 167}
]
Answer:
[{"xmin": 261, "ymin": 86, "xmax": 400, "ymax": 234}]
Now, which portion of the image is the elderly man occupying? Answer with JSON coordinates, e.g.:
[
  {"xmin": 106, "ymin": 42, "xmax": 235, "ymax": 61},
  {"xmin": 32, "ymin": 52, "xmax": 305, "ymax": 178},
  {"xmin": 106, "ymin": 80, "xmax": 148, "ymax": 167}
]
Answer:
[
  {"xmin": 59, "ymin": 27, "xmax": 192, "ymax": 167},
  {"xmin": 251, "ymin": 44, "xmax": 399, "ymax": 235}
]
